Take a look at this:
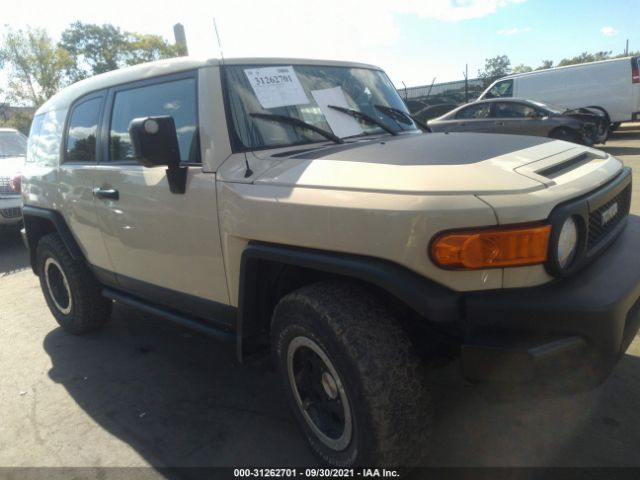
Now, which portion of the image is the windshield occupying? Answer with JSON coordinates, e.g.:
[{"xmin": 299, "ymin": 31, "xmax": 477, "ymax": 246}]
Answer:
[
  {"xmin": 223, "ymin": 64, "xmax": 418, "ymax": 150},
  {"xmin": 0, "ymin": 130, "xmax": 28, "ymax": 157}
]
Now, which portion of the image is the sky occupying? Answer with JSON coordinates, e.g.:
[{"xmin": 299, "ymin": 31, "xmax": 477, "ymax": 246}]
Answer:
[{"xmin": 1, "ymin": 0, "xmax": 639, "ymax": 92}]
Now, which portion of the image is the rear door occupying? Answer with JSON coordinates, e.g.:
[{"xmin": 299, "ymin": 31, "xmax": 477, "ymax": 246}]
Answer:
[
  {"xmin": 58, "ymin": 92, "xmax": 114, "ymax": 273},
  {"xmin": 491, "ymin": 101, "xmax": 548, "ymax": 136},
  {"xmin": 92, "ymin": 71, "xmax": 230, "ymax": 310}
]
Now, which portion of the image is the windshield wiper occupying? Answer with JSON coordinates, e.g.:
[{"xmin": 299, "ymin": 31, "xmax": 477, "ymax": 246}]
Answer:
[
  {"xmin": 327, "ymin": 105, "xmax": 398, "ymax": 136},
  {"xmin": 373, "ymin": 104, "xmax": 431, "ymax": 132},
  {"xmin": 250, "ymin": 113, "xmax": 343, "ymax": 144}
]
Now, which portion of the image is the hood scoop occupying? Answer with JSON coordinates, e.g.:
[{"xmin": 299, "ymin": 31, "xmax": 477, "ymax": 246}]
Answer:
[{"xmin": 516, "ymin": 149, "xmax": 609, "ymax": 185}]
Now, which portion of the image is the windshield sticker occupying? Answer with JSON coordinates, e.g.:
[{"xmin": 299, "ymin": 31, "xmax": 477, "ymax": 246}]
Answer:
[
  {"xmin": 311, "ymin": 87, "xmax": 363, "ymax": 139},
  {"xmin": 244, "ymin": 66, "xmax": 309, "ymax": 109}
]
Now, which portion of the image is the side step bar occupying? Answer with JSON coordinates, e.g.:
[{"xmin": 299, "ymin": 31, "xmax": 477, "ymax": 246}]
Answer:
[{"xmin": 102, "ymin": 288, "xmax": 236, "ymax": 342}]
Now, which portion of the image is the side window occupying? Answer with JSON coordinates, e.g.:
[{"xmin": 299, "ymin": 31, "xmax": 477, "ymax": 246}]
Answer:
[
  {"xmin": 65, "ymin": 97, "xmax": 102, "ymax": 162},
  {"xmin": 26, "ymin": 114, "xmax": 44, "ymax": 164},
  {"xmin": 485, "ymin": 79, "xmax": 513, "ymax": 99},
  {"xmin": 493, "ymin": 102, "xmax": 537, "ymax": 118},
  {"xmin": 456, "ymin": 103, "xmax": 491, "ymax": 119},
  {"xmin": 108, "ymin": 77, "xmax": 199, "ymax": 163},
  {"xmin": 27, "ymin": 110, "xmax": 64, "ymax": 167}
]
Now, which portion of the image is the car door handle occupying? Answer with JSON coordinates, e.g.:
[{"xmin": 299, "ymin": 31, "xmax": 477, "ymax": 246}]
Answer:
[
  {"xmin": 93, "ymin": 187, "xmax": 119, "ymax": 200},
  {"xmin": 456, "ymin": 122, "xmax": 466, "ymax": 126},
  {"xmin": 494, "ymin": 121, "xmax": 504, "ymax": 126}
]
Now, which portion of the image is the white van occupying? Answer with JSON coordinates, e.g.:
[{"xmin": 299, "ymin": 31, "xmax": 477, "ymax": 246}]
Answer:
[{"xmin": 478, "ymin": 56, "xmax": 640, "ymax": 128}]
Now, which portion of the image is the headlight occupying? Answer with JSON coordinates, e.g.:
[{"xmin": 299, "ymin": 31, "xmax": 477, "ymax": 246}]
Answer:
[{"xmin": 557, "ymin": 216, "xmax": 578, "ymax": 268}]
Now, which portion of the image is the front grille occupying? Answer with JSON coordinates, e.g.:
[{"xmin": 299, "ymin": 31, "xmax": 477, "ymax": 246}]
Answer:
[
  {"xmin": 0, "ymin": 176, "xmax": 19, "ymax": 196},
  {"xmin": 0, "ymin": 207, "xmax": 22, "ymax": 219},
  {"xmin": 587, "ymin": 184, "xmax": 632, "ymax": 250}
]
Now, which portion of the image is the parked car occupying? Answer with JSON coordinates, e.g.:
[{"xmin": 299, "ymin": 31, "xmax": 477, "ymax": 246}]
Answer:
[
  {"xmin": 0, "ymin": 128, "xmax": 26, "ymax": 230},
  {"xmin": 427, "ymin": 98, "xmax": 608, "ymax": 145},
  {"xmin": 22, "ymin": 57, "xmax": 640, "ymax": 467},
  {"xmin": 477, "ymin": 56, "xmax": 640, "ymax": 130}
]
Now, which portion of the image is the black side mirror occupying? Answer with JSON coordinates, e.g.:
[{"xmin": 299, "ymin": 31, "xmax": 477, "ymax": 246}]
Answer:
[{"xmin": 129, "ymin": 116, "xmax": 187, "ymax": 194}]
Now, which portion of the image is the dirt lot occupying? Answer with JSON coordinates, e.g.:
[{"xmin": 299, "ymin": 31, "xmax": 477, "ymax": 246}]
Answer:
[{"xmin": 1, "ymin": 124, "xmax": 640, "ymax": 476}]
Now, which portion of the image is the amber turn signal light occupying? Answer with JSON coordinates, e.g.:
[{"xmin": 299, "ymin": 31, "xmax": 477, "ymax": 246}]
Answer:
[{"xmin": 431, "ymin": 224, "xmax": 551, "ymax": 269}]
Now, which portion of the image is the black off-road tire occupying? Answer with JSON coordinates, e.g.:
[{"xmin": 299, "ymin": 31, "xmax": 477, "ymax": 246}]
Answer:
[
  {"xmin": 36, "ymin": 233, "xmax": 112, "ymax": 334},
  {"xmin": 271, "ymin": 281, "xmax": 432, "ymax": 467}
]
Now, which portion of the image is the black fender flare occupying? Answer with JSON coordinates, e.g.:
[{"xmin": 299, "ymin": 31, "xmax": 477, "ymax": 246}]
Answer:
[
  {"xmin": 236, "ymin": 241, "xmax": 461, "ymax": 361},
  {"xmin": 22, "ymin": 205, "xmax": 85, "ymax": 273}
]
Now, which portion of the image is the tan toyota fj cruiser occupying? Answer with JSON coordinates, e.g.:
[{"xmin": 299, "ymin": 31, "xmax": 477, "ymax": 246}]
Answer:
[{"xmin": 21, "ymin": 57, "xmax": 640, "ymax": 467}]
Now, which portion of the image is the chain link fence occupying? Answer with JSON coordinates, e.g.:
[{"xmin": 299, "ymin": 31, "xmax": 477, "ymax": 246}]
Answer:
[{"xmin": 398, "ymin": 78, "xmax": 486, "ymax": 122}]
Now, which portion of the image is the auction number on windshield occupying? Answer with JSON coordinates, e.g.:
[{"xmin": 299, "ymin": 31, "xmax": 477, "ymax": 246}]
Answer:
[
  {"xmin": 244, "ymin": 66, "xmax": 309, "ymax": 109},
  {"xmin": 252, "ymin": 74, "xmax": 294, "ymax": 86}
]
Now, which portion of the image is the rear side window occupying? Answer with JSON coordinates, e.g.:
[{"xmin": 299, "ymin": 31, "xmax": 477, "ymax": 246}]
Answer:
[
  {"xmin": 108, "ymin": 77, "xmax": 199, "ymax": 163},
  {"xmin": 26, "ymin": 110, "xmax": 64, "ymax": 167},
  {"xmin": 485, "ymin": 79, "xmax": 513, "ymax": 99},
  {"xmin": 456, "ymin": 103, "xmax": 491, "ymax": 119},
  {"xmin": 66, "ymin": 97, "xmax": 102, "ymax": 162},
  {"xmin": 493, "ymin": 102, "xmax": 538, "ymax": 118}
]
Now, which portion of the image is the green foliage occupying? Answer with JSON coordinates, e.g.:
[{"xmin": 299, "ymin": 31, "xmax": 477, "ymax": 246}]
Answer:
[
  {"xmin": 557, "ymin": 51, "xmax": 612, "ymax": 67},
  {"xmin": 478, "ymin": 55, "xmax": 511, "ymax": 87},
  {"xmin": 0, "ymin": 109, "xmax": 34, "ymax": 135},
  {"xmin": 59, "ymin": 22, "xmax": 181, "ymax": 81},
  {"xmin": 1, "ymin": 22, "xmax": 181, "ymax": 108},
  {"xmin": 0, "ymin": 27, "xmax": 74, "ymax": 106},
  {"xmin": 536, "ymin": 60, "xmax": 554, "ymax": 70},
  {"xmin": 59, "ymin": 22, "xmax": 128, "ymax": 81},
  {"xmin": 511, "ymin": 64, "xmax": 533, "ymax": 74}
]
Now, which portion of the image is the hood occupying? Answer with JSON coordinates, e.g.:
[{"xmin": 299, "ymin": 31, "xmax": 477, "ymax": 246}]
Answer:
[
  {"xmin": 0, "ymin": 156, "xmax": 25, "ymax": 176},
  {"xmin": 252, "ymin": 133, "xmax": 586, "ymax": 195}
]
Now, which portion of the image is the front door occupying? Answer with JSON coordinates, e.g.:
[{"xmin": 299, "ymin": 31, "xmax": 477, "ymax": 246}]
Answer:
[{"xmin": 92, "ymin": 72, "xmax": 229, "ymax": 307}]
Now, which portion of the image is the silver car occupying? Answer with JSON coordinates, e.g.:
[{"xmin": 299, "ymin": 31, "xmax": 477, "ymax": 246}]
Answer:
[
  {"xmin": 427, "ymin": 98, "xmax": 608, "ymax": 145},
  {"xmin": 0, "ymin": 128, "xmax": 26, "ymax": 229}
]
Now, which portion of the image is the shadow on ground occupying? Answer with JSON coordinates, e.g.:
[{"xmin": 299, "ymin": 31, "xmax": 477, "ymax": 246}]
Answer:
[
  {"xmin": 43, "ymin": 301, "xmax": 640, "ymax": 472},
  {"xmin": 0, "ymin": 228, "xmax": 29, "ymax": 276}
]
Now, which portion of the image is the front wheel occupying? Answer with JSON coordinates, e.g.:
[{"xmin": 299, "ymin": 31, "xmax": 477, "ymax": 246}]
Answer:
[{"xmin": 271, "ymin": 281, "xmax": 432, "ymax": 467}]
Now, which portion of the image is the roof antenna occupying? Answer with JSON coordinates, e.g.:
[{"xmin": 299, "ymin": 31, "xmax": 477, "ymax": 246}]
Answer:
[
  {"xmin": 213, "ymin": 18, "xmax": 252, "ymax": 178},
  {"xmin": 213, "ymin": 18, "xmax": 225, "ymax": 63}
]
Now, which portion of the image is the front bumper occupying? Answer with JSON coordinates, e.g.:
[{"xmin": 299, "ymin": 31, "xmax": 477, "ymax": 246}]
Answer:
[{"xmin": 460, "ymin": 214, "xmax": 640, "ymax": 387}]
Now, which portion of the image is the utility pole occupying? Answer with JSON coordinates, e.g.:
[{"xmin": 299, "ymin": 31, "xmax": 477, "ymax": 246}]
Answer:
[
  {"xmin": 463, "ymin": 64, "xmax": 469, "ymax": 103},
  {"xmin": 625, "ymin": 39, "xmax": 629, "ymax": 56},
  {"xmin": 173, "ymin": 23, "xmax": 188, "ymax": 56}
]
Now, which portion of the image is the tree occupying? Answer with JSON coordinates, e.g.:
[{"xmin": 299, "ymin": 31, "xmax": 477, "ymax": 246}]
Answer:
[
  {"xmin": 478, "ymin": 55, "xmax": 511, "ymax": 87},
  {"xmin": 511, "ymin": 64, "xmax": 533, "ymax": 74},
  {"xmin": 59, "ymin": 22, "xmax": 181, "ymax": 81},
  {"xmin": 557, "ymin": 51, "xmax": 612, "ymax": 67},
  {"xmin": 537, "ymin": 60, "xmax": 554, "ymax": 70},
  {"xmin": 0, "ymin": 27, "xmax": 74, "ymax": 106},
  {"xmin": 59, "ymin": 22, "xmax": 127, "ymax": 81}
]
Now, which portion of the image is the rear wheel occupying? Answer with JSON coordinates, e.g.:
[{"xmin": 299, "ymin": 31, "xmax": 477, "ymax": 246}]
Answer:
[
  {"xmin": 271, "ymin": 281, "xmax": 432, "ymax": 466},
  {"xmin": 36, "ymin": 233, "xmax": 111, "ymax": 334}
]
